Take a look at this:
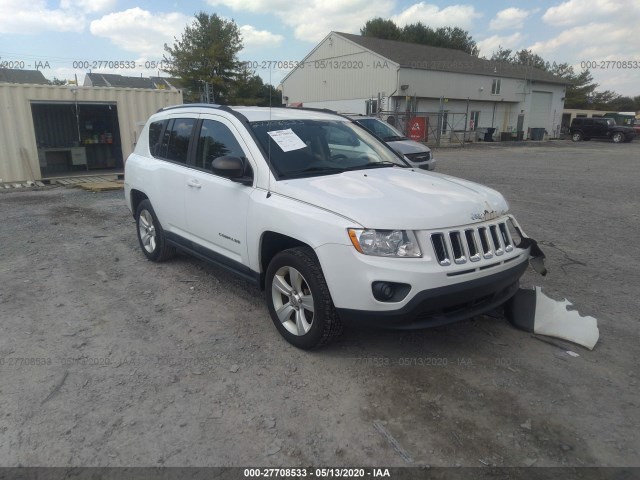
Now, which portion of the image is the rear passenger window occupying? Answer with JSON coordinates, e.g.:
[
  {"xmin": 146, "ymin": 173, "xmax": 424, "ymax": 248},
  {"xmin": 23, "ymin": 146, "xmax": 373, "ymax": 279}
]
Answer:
[
  {"xmin": 165, "ymin": 118, "xmax": 195, "ymax": 164},
  {"xmin": 196, "ymin": 119, "xmax": 246, "ymax": 171},
  {"xmin": 148, "ymin": 120, "xmax": 167, "ymax": 157}
]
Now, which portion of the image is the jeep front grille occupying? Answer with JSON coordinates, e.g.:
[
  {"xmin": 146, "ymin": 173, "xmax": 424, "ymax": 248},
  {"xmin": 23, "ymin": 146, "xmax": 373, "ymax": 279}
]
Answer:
[{"xmin": 431, "ymin": 220, "xmax": 515, "ymax": 267}]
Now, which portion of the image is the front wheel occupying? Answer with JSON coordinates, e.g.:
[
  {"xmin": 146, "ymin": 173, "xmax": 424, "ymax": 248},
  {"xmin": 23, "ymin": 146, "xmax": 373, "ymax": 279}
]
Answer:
[
  {"xmin": 265, "ymin": 248, "xmax": 342, "ymax": 349},
  {"xmin": 571, "ymin": 132, "xmax": 583, "ymax": 142},
  {"xmin": 612, "ymin": 132, "xmax": 624, "ymax": 143},
  {"xmin": 135, "ymin": 199, "xmax": 175, "ymax": 262}
]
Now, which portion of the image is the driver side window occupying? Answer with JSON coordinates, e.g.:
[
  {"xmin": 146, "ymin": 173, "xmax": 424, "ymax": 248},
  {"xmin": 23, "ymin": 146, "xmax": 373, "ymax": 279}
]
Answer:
[{"xmin": 195, "ymin": 119, "xmax": 246, "ymax": 172}]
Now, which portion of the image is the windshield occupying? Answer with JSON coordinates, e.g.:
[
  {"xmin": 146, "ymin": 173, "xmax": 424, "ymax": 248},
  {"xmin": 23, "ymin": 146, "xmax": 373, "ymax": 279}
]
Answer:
[
  {"xmin": 250, "ymin": 119, "xmax": 408, "ymax": 179},
  {"xmin": 355, "ymin": 118, "xmax": 407, "ymax": 141}
]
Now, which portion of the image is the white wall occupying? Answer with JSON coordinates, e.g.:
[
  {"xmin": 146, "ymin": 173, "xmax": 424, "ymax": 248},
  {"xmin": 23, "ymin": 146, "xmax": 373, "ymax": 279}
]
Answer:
[
  {"xmin": 398, "ymin": 69, "xmax": 530, "ymax": 103},
  {"xmin": 282, "ymin": 33, "xmax": 398, "ymax": 104},
  {"xmin": 300, "ymin": 98, "xmax": 372, "ymax": 114}
]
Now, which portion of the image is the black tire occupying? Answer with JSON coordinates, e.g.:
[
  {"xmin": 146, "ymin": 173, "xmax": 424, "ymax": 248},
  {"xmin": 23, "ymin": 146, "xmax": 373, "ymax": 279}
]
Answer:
[
  {"xmin": 571, "ymin": 132, "xmax": 583, "ymax": 142},
  {"xmin": 135, "ymin": 199, "xmax": 175, "ymax": 262},
  {"xmin": 265, "ymin": 247, "xmax": 343, "ymax": 349},
  {"xmin": 612, "ymin": 132, "xmax": 624, "ymax": 143}
]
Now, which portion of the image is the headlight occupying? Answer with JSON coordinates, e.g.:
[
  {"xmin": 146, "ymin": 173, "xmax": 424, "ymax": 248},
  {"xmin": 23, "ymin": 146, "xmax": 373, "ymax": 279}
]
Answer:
[{"xmin": 348, "ymin": 229, "xmax": 422, "ymax": 257}]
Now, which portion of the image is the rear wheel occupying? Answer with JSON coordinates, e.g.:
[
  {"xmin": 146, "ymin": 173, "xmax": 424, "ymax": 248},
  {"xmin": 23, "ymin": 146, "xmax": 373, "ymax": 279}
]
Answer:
[
  {"xmin": 612, "ymin": 132, "xmax": 624, "ymax": 143},
  {"xmin": 265, "ymin": 247, "xmax": 342, "ymax": 349},
  {"xmin": 135, "ymin": 200, "xmax": 175, "ymax": 262},
  {"xmin": 571, "ymin": 132, "xmax": 583, "ymax": 142}
]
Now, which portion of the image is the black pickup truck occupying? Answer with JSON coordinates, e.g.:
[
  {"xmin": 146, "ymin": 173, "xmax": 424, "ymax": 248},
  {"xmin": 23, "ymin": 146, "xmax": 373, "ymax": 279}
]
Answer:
[{"xmin": 570, "ymin": 117, "xmax": 636, "ymax": 143}]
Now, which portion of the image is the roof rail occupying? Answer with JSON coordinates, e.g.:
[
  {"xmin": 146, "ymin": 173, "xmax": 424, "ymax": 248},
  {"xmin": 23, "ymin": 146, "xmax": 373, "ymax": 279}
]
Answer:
[{"xmin": 156, "ymin": 103, "xmax": 222, "ymax": 113}]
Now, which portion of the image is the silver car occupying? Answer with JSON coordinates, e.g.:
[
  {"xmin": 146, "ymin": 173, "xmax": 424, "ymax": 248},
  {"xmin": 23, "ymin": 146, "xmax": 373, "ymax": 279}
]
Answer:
[{"xmin": 349, "ymin": 116, "xmax": 436, "ymax": 171}]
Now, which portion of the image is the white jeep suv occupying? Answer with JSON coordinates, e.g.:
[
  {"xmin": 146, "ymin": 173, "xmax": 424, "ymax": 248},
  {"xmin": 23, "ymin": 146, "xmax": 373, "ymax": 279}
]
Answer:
[{"xmin": 125, "ymin": 104, "xmax": 545, "ymax": 349}]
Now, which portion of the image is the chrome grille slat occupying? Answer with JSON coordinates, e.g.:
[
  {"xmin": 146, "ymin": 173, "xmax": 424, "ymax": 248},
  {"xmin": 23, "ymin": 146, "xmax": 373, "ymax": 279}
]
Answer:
[
  {"xmin": 489, "ymin": 225, "xmax": 504, "ymax": 256},
  {"xmin": 449, "ymin": 231, "xmax": 467, "ymax": 265},
  {"xmin": 499, "ymin": 223, "xmax": 514, "ymax": 252},
  {"xmin": 478, "ymin": 227, "xmax": 493, "ymax": 259},
  {"xmin": 431, "ymin": 233, "xmax": 451, "ymax": 266},
  {"xmin": 464, "ymin": 229, "xmax": 481, "ymax": 262},
  {"xmin": 430, "ymin": 220, "xmax": 515, "ymax": 267}
]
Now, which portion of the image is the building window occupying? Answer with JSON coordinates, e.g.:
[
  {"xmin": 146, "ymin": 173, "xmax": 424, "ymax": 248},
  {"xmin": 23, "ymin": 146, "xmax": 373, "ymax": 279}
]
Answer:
[
  {"xmin": 365, "ymin": 99, "xmax": 378, "ymax": 115},
  {"xmin": 469, "ymin": 111, "xmax": 480, "ymax": 130},
  {"xmin": 491, "ymin": 78, "xmax": 501, "ymax": 95}
]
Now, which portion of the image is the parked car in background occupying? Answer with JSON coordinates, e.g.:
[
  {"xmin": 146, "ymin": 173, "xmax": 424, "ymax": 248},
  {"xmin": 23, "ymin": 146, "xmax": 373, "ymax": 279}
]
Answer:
[
  {"xmin": 602, "ymin": 113, "xmax": 640, "ymax": 135},
  {"xmin": 347, "ymin": 115, "xmax": 436, "ymax": 170},
  {"xmin": 569, "ymin": 117, "xmax": 636, "ymax": 143}
]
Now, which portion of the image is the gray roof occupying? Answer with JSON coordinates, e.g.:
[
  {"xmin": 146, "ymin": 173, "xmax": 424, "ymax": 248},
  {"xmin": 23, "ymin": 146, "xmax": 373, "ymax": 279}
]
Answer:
[
  {"xmin": 150, "ymin": 77, "xmax": 183, "ymax": 90},
  {"xmin": 0, "ymin": 68, "xmax": 48, "ymax": 84},
  {"xmin": 85, "ymin": 73, "xmax": 179, "ymax": 89},
  {"xmin": 335, "ymin": 32, "xmax": 566, "ymax": 85}
]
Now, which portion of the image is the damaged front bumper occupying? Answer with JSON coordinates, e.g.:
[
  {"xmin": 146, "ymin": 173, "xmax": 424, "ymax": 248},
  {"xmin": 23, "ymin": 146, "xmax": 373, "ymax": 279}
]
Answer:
[{"xmin": 508, "ymin": 214, "xmax": 547, "ymax": 276}]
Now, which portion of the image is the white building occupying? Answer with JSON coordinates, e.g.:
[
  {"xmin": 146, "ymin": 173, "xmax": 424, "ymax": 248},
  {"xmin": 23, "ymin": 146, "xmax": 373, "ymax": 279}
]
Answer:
[{"xmin": 281, "ymin": 32, "xmax": 567, "ymax": 141}]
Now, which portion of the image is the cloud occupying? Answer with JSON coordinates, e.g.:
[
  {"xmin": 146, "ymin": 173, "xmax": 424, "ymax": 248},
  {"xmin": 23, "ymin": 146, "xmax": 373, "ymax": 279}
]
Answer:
[
  {"xmin": 239, "ymin": 25, "xmax": 284, "ymax": 49},
  {"xmin": 0, "ymin": 0, "xmax": 85, "ymax": 33},
  {"xmin": 489, "ymin": 8, "xmax": 532, "ymax": 31},
  {"xmin": 527, "ymin": 20, "xmax": 639, "ymax": 96},
  {"xmin": 60, "ymin": 0, "xmax": 116, "ymax": 14},
  {"xmin": 476, "ymin": 33, "xmax": 524, "ymax": 57},
  {"xmin": 207, "ymin": 0, "xmax": 480, "ymax": 42},
  {"xmin": 392, "ymin": 3, "xmax": 481, "ymax": 29},
  {"xmin": 206, "ymin": 0, "xmax": 292, "ymax": 13},
  {"xmin": 528, "ymin": 22, "xmax": 634, "ymax": 57},
  {"xmin": 542, "ymin": 0, "xmax": 629, "ymax": 27},
  {"xmin": 90, "ymin": 8, "xmax": 192, "ymax": 57}
]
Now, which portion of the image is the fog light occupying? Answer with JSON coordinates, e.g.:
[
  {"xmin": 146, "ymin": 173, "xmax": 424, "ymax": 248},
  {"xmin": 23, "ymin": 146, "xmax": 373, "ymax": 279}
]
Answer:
[{"xmin": 372, "ymin": 282, "xmax": 395, "ymax": 301}]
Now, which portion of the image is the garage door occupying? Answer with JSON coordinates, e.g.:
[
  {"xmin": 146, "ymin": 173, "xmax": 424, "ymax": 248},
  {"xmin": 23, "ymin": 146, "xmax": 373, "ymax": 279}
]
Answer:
[{"xmin": 530, "ymin": 91, "xmax": 552, "ymax": 128}]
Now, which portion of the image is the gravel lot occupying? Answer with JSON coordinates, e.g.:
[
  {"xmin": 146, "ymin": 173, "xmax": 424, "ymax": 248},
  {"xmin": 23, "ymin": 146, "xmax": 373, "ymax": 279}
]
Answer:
[{"xmin": 0, "ymin": 139, "xmax": 638, "ymax": 469}]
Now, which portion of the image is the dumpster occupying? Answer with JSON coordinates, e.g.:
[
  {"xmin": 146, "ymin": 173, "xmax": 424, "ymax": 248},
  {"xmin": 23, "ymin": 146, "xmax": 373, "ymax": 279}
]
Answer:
[
  {"xmin": 484, "ymin": 128, "xmax": 496, "ymax": 142},
  {"xmin": 530, "ymin": 128, "xmax": 545, "ymax": 141}
]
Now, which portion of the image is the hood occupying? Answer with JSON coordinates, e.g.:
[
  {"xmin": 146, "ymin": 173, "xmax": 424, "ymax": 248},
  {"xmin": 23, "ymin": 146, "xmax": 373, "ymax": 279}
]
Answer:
[
  {"xmin": 388, "ymin": 139, "xmax": 431, "ymax": 155},
  {"xmin": 274, "ymin": 168, "xmax": 509, "ymax": 230}
]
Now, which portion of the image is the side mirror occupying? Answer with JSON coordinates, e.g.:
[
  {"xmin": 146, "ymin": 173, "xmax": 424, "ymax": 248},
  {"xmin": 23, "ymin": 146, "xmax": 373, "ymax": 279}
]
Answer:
[{"xmin": 211, "ymin": 156, "xmax": 253, "ymax": 186}]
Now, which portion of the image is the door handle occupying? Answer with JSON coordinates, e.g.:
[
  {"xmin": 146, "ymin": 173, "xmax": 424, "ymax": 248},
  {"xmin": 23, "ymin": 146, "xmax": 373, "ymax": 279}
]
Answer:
[{"xmin": 187, "ymin": 179, "xmax": 202, "ymax": 189}]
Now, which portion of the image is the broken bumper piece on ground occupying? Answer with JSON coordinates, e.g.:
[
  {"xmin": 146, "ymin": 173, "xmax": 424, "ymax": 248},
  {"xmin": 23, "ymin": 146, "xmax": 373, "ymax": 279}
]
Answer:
[{"xmin": 505, "ymin": 287, "xmax": 599, "ymax": 350}]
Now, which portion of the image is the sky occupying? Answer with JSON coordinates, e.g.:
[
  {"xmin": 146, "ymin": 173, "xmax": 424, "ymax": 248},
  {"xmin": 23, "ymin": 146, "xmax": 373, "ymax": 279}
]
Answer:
[{"xmin": 0, "ymin": 0, "xmax": 638, "ymax": 97}]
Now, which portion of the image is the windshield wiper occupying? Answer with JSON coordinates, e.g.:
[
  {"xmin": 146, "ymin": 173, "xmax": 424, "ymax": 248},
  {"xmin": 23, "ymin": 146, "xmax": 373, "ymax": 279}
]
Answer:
[
  {"xmin": 383, "ymin": 135, "xmax": 409, "ymax": 141},
  {"xmin": 345, "ymin": 161, "xmax": 404, "ymax": 170},
  {"xmin": 282, "ymin": 166, "xmax": 346, "ymax": 178}
]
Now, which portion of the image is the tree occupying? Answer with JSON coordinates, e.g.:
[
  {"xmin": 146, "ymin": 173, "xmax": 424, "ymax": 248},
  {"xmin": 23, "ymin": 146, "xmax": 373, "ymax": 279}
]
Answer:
[
  {"xmin": 360, "ymin": 18, "xmax": 401, "ymax": 41},
  {"xmin": 489, "ymin": 47, "xmax": 513, "ymax": 64},
  {"xmin": 490, "ymin": 48, "xmax": 549, "ymax": 70},
  {"xmin": 47, "ymin": 77, "xmax": 67, "ymax": 85},
  {"xmin": 607, "ymin": 95, "xmax": 636, "ymax": 112},
  {"xmin": 490, "ymin": 48, "xmax": 601, "ymax": 109},
  {"xmin": 163, "ymin": 12, "xmax": 243, "ymax": 104},
  {"xmin": 512, "ymin": 49, "xmax": 549, "ymax": 71},
  {"xmin": 229, "ymin": 66, "xmax": 282, "ymax": 106},
  {"xmin": 361, "ymin": 18, "xmax": 478, "ymax": 56}
]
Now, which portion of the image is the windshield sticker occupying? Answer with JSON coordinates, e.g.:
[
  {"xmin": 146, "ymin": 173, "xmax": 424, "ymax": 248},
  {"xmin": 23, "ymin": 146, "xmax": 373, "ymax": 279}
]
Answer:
[{"xmin": 267, "ymin": 128, "xmax": 307, "ymax": 152}]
